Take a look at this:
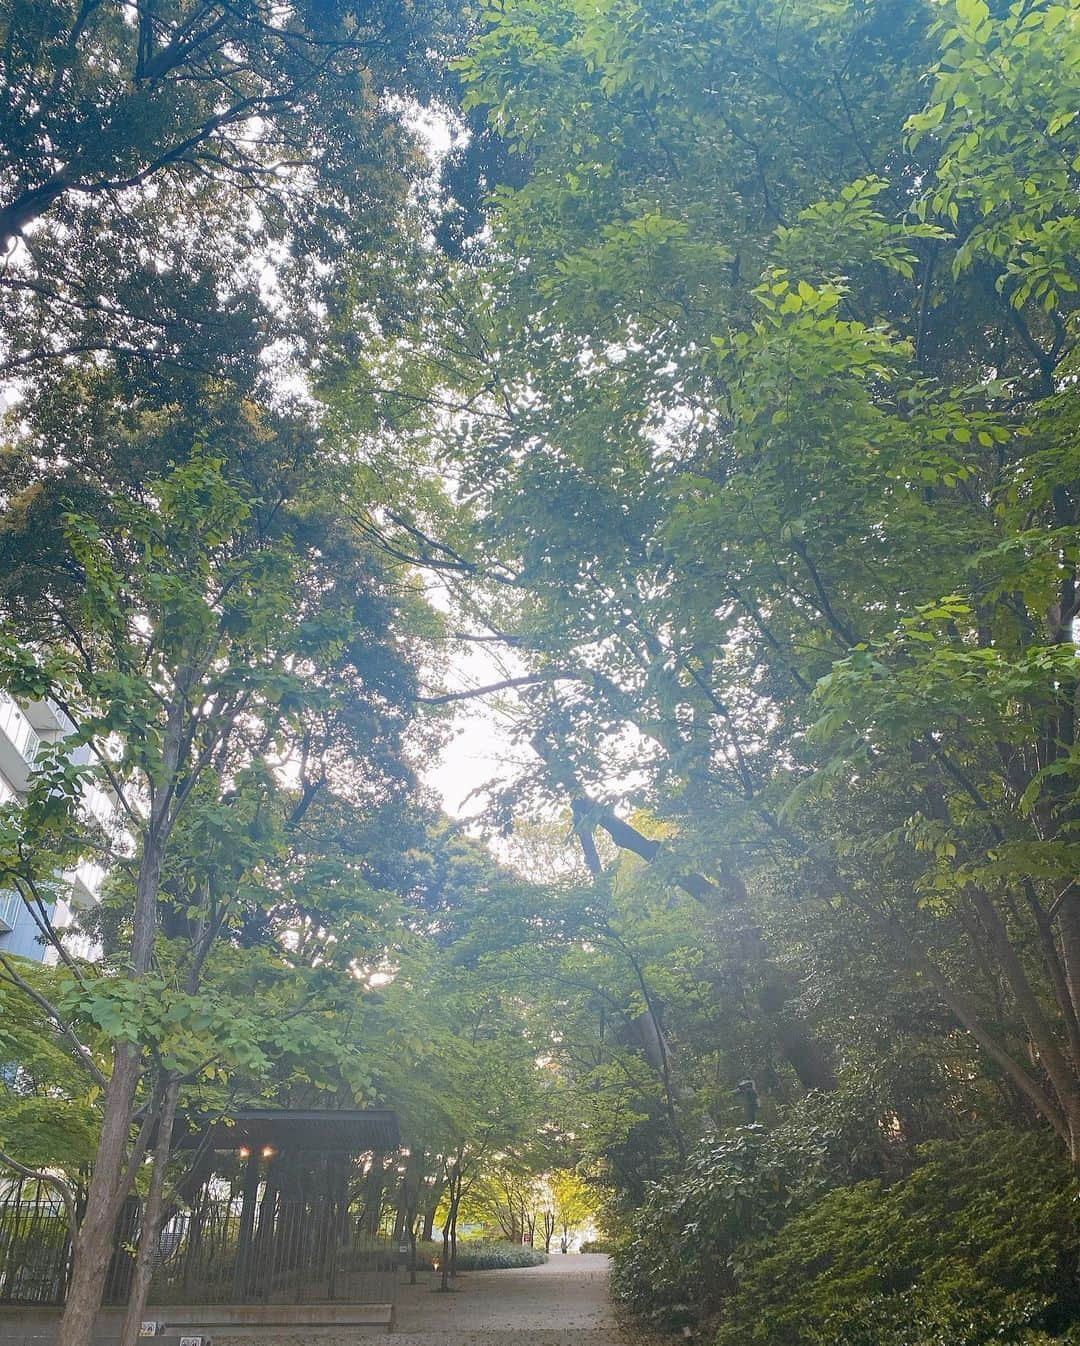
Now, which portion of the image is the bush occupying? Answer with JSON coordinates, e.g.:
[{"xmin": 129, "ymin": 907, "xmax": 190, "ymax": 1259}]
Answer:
[
  {"xmin": 447, "ymin": 1240, "xmax": 548, "ymax": 1270},
  {"xmin": 612, "ymin": 1086, "xmax": 900, "ymax": 1325},
  {"xmin": 412, "ymin": 1239, "xmax": 546, "ymax": 1271},
  {"xmin": 581, "ymin": 1239, "xmax": 616, "ymax": 1254},
  {"xmin": 414, "ymin": 1239, "xmax": 439, "ymax": 1266},
  {"xmin": 715, "ymin": 1129, "xmax": 1080, "ymax": 1346}
]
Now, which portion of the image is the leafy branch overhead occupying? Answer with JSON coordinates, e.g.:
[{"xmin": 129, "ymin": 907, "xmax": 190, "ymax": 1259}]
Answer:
[{"xmin": 2, "ymin": 3, "xmax": 1080, "ymax": 1346}]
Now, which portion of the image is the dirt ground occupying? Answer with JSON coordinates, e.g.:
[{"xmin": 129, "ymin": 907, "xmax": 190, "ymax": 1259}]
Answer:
[
  {"xmin": 0, "ymin": 1252, "xmax": 652, "ymax": 1345},
  {"xmin": 217, "ymin": 1253, "xmax": 639, "ymax": 1346}
]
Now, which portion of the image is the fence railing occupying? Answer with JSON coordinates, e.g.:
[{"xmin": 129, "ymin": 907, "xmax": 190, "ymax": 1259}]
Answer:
[
  {"xmin": 0, "ymin": 1179, "xmax": 70, "ymax": 1307},
  {"xmin": 0, "ymin": 1180, "xmax": 396, "ymax": 1309}
]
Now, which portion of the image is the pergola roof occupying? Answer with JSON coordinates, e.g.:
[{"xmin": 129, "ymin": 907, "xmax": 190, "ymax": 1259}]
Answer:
[{"xmin": 177, "ymin": 1107, "xmax": 400, "ymax": 1153}]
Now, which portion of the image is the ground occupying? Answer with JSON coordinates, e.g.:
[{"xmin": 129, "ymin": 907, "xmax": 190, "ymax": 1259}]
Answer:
[
  {"xmin": 0, "ymin": 1252, "xmax": 645, "ymax": 1344},
  {"xmin": 217, "ymin": 1253, "xmax": 635, "ymax": 1346}
]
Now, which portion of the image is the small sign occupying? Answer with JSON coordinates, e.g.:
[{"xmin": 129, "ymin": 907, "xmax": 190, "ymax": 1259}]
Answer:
[
  {"xmin": 179, "ymin": 1336, "xmax": 206, "ymax": 1346},
  {"xmin": 399, "ymin": 1241, "xmax": 410, "ymax": 1255},
  {"xmin": 138, "ymin": 1326, "xmax": 159, "ymax": 1338}
]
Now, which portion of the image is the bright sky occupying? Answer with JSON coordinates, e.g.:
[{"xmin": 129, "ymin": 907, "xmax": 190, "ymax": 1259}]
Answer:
[
  {"xmin": 421, "ymin": 607, "xmax": 527, "ymax": 820},
  {"xmin": 426, "ymin": 702, "xmax": 512, "ymax": 819}
]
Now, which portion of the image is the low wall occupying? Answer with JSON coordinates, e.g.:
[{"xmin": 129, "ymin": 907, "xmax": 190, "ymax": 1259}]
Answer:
[{"xmin": 0, "ymin": 1301, "xmax": 394, "ymax": 1343}]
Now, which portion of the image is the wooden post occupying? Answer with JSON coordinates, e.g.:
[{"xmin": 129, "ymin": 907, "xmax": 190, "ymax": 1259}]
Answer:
[{"xmin": 231, "ymin": 1152, "xmax": 261, "ymax": 1301}]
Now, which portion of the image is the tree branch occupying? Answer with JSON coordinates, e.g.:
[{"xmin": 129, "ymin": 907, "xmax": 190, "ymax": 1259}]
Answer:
[
  {"xmin": 0, "ymin": 1149, "xmax": 79, "ymax": 1240},
  {"xmin": 0, "ymin": 953, "xmax": 108, "ymax": 1088}
]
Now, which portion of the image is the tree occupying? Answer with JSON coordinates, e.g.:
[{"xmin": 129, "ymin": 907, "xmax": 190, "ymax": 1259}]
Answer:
[
  {"xmin": 0, "ymin": 0, "xmax": 458, "ymax": 381},
  {"xmin": 429, "ymin": 985, "xmax": 545, "ymax": 1286},
  {"xmin": 0, "ymin": 425, "xmax": 426, "ymax": 1339},
  {"xmin": 401, "ymin": 0, "xmax": 1080, "ymax": 1160},
  {"xmin": 0, "ymin": 962, "xmax": 106, "ymax": 1191},
  {"xmin": 459, "ymin": 1163, "xmax": 541, "ymax": 1243},
  {"xmin": 550, "ymin": 1169, "xmax": 593, "ymax": 1249}
]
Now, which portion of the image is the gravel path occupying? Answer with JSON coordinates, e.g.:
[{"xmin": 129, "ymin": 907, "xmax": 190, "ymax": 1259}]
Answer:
[{"xmin": 217, "ymin": 1254, "xmax": 633, "ymax": 1346}]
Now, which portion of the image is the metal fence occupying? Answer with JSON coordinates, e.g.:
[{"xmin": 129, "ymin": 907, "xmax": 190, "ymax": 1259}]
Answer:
[
  {"xmin": 0, "ymin": 1179, "xmax": 70, "ymax": 1308},
  {"xmin": 0, "ymin": 1179, "xmax": 396, "ymax": 1309},
  {"xmin": 143, "ymin": 1192, "xmax": 397, "ymax": 1306}
]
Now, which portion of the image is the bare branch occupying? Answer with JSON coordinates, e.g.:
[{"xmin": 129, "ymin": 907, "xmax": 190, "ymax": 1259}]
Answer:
[{"xmin": 417, "ymin": 673, "xmax": 567, "ymax": 706}]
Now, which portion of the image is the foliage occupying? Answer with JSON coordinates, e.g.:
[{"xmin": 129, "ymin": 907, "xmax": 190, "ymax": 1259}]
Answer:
[
  {"xmin": 716, "ymin": 1130, "xmax": 1080, "ymax": 1346},
  {"xmin": 611, "ymin": 1086, "xmax": 904, "ymax": 1323},
  {"xmin": 549, "ymin": 1169, "xmax": 595, "ymax": 1240},
  {"xmin": 398, "ymin": 0, "xmax": 1080, "ymax": 1190},
  {"xmin": 0, "ymin": 964, "xmax": 105, "ymax": 1174},
  {"xmin": 4, "ymin": 0, "xmax": 1080, "ymax": 1337},
  {"xmin": 458, "ymin": 1162, "xmax": 545, "ymax": 1243},
  {"xmin": 346, "ymin": 7, "xmax": 1080, "ymax": 1334},
  {"xmin": 414, "ymin": 1238, "xmax": 548, "ymax": 1271},
  {"xmin": 451, "ymin": 1240, "xmax": 548, "ymax": 1271},
  {"xmin": 0, "ymin": 380, "xmax": 438, "ymax": 1343},
  {"xmin": 0, "ymin": 0, "xmax": 458, "ymax": 385}
]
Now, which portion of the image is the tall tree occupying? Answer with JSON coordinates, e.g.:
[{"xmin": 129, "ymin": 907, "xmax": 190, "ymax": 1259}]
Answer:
[
  {"xmin": 389, "ymin": 0, "xmax": 1080, "ymax": 1155},
  {"xmin": 0, "ymin": 0, "xmax": 458, "ymax": 380},
  {"xmin": 0, "ymin": 421, "xmax": 426, "ymax": 1338}
]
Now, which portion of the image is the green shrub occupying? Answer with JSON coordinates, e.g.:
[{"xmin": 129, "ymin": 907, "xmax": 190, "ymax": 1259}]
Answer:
[
  {"xmin": 612, "ymin": 1086, "xmax": 900, "ymax": 1324},
  {"xmin": 449, "ymin": 1240, "xmax": 548, "ymax": 1270},
  {"xmin": 413, "ymin": 1237, "xmax": 547, "ymax": 1270},
  {"xmin": 414, "ymin": 1239, "xmax": 440, "ymax": 1266},
  {"xmin": 716, "ymin": 1129, "xmax": 1080, "ymax": 1346},
  {"xmin": 581, "ymin": 1239, "xmax": 616, "ymax": 1254}
]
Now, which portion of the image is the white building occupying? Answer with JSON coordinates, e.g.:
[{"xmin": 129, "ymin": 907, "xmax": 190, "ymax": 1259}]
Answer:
[{"xmin": 0, "ymin": 693, "xmax": 108, "ymax": 962}]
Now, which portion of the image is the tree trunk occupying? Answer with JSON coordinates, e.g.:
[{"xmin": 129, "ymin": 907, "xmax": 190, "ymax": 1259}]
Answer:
[
  {"xmin": 439, "ymin": 1174, "xmax": 453, "ymax": 1292},
  {"xmin": 232, "ymin": 1151, "xmax": 262, "ymax": 1300},
  {"xmin": 250, "ymin": 1159, "xmax": 280, "ymax": 1302},
  {"xmin": 421, "ymin": 1173, "xmax": 444, "ymax": 1243},
  {"xmin": 119, "ymin": 1077, "xmax": 180, "ymax": 1346},
  {"xmin": 393, "ymin": 1171, "xmax": 409, "ymax": 1244},
  {"xmin": 363, "ymin": 1157, "xmax": 388, "ymax": 1238},
  {"xmin": 572, "ymin": 797, "xmax": 836, "ymax": 1094},
  {"xmin": 449, "ymin": 1175, "xmax": 459, "ymax": 1277},
  {"xmin": 1058, "ymin": 888, "xmax": 1080, "ymax": 1026},
  {"xmin": 758, "ymin": 970, "xmax": 837, "ymax": 1092},
  {"xmin": 0, "ymin": 174, "xmax": 71, "ymax": 250},
  {"xmin": 56, "ymin": 1045, "xmax": 145, "ymax": 1346},
  {"xmin": 57, "ymin": 732, "xmax": 177, "ymax": 1346},
  {"xmin": 439, "ymin": 1164, "xmax": 462, "ymax": 1291},
  {"xmin": 404, "ymin": 1153, "xmax": 425, "ymax": 1285}
]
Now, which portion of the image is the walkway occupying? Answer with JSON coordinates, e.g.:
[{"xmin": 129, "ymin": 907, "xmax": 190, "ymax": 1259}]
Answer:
[{"xmin": 219, "ymin": 1254, "xmax": 631, "ymax": 1346}]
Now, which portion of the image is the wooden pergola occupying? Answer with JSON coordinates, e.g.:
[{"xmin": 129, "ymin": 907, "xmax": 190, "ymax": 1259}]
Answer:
[
  {"xmin": 1, "ymin": 1108, "xmax": 402, "ymax": 1312},
  {"xmin": 115, "ymin": 1107, "xmax": 402, "ymax": 1307}
]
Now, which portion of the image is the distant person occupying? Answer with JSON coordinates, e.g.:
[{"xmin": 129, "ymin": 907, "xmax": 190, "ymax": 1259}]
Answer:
[{"xmin": 560, "ymin": 1236, "xmax": 568, "ymax": 1254}]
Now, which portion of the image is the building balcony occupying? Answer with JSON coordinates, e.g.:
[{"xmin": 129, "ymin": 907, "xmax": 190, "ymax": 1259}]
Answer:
[
  {"xmin": 69, "ymin": 859, "xmax": 106, "ymax": 904},
  {"xmin": 83, "ymin": 780, "xmax": 118, "ymax": 831},
  {"xmin": 23, "ymin": 698, "xmax": 75, "ymax": 737},
  {"xmin": 0, "ymin": 691, "xmax": 40, "ymax": 793},
  {"xmin": 0, "ymin": 889, "xmax": 20, "ymax": 933}
]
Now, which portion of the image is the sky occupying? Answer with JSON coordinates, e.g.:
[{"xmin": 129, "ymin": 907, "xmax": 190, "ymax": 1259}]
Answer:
[
  {"xmin": 421, "ymin": 607, "xmax": 526, "ymax": 821},
  {"xmin": 426, "ymin": 703, "xmax": 511, "ymax": 819}
]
